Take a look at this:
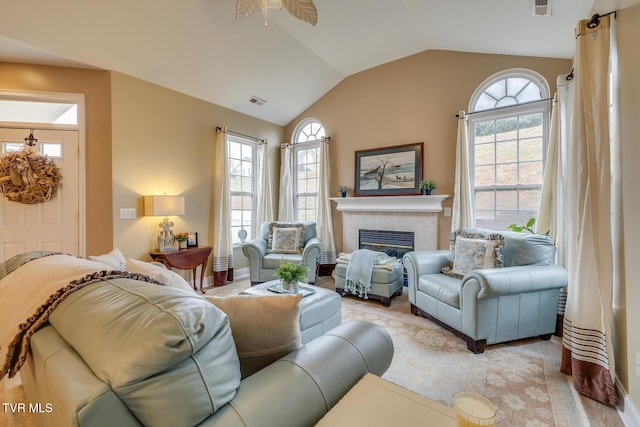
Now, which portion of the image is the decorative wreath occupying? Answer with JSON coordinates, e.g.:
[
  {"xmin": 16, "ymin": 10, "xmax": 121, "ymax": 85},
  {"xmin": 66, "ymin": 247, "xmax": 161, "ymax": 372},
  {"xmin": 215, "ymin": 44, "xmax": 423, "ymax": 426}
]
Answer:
[{"xmin": 0, "ymin": 149, "xmax": 61, "ymax": 204}]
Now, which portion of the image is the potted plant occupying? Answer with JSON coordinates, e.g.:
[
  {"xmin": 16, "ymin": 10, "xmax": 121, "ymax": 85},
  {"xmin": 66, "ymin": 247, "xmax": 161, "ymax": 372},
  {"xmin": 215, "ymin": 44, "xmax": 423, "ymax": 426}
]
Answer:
[
  {"xmin": 275, "ymin": 259, "xmax": 309, "ymax": 293},
  {"xmin": 175, "ymin": 232, "xmax": 189, "ymax": 249},
  {"xmin": 337, "ymin": 185, "xmax": 349, "ymax": 197},
  {"xmin": 419, "ymin": 179, "xmax": 437, "ymax": 195}
]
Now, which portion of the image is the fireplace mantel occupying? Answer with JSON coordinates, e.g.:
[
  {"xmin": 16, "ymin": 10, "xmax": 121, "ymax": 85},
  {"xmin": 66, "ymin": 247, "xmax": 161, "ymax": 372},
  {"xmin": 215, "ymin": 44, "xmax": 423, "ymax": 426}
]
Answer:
[
  {"xmin": 330, "ymin": 195, "xmax": 449, "ymax": 213},
  {"xmin": 331, "ymin": 195, "xmax": 450, "ymax": 252}
]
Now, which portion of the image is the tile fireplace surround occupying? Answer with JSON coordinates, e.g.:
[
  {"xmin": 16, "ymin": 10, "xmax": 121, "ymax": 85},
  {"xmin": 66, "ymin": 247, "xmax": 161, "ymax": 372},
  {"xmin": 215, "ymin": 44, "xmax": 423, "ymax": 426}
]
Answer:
[{"xmin": 330, "ymin": 195, "xmax": 449, "ymax": 253}]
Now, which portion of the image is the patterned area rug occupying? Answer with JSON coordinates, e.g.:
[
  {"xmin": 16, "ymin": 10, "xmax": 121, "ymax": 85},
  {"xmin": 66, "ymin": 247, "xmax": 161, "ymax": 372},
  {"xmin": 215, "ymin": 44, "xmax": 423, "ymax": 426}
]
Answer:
[
  {"xmin": 1, "ymin": 279, "xmax": 590, "ymax": 427},
  {"xmin": 340, "ymin": 292, "xmax": 589, "ymax": 427}
]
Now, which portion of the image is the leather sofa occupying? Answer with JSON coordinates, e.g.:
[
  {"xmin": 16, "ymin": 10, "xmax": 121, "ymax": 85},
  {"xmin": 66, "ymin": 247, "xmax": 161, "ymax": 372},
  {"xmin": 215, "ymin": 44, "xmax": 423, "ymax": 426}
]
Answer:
[
  {"xmin": 20, "ymin": 279, "xmax": 393, "ymax": 427},
  {"xmin": 403, "ymin": 228, "xmax": 567, "ymax": 353},
  {"xmin": 242, "ymin": 221, "xmax": 323, "ymax": 285}
]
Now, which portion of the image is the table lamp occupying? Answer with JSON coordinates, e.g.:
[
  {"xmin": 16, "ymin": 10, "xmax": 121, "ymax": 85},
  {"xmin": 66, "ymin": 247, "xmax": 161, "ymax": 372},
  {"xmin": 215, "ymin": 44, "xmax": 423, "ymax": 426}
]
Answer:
[{"xmin": 144, "ymin": 195, "xmax": 185, "ymax": 252}]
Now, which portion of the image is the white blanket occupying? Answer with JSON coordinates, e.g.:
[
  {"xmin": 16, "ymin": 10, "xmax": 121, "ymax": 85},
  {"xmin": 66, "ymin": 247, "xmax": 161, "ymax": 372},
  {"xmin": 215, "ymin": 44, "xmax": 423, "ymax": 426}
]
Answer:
[
  {"xmin": 0, "ymin": 254, "xmax": 162, "ymax": 380},
  {"xmin": 344, "ymin": 249, "xmax": 390, "ymax": 299}
]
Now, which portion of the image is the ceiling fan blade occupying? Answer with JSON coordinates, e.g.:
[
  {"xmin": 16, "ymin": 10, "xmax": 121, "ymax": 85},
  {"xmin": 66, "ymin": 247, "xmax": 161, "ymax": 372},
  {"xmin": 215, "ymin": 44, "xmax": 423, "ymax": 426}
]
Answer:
[
  {"xmin": 281, "ymin": 0, "xmax": 317, "ymax": 26},
  {"xmin": 236, "ymin": 0, "xmax": 261, "ymax": 20}
]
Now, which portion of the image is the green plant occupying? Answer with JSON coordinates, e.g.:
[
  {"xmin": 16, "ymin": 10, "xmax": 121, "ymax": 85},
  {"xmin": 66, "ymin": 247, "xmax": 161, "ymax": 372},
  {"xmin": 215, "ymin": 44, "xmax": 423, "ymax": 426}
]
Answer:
[
  {"xmin": 419, "ymin": 180, "xmax": 437, "ymax": 191},
  {"xmin": 336, "ymin": 185, "xmax": 348, "ymax": 194},
  {"xmin": 507, "ymin": 217, "xmax": 547, "ymax": 234},
  {"xmin": 275, "ymin": 259, "xmax": 309, "ymax": 283}
]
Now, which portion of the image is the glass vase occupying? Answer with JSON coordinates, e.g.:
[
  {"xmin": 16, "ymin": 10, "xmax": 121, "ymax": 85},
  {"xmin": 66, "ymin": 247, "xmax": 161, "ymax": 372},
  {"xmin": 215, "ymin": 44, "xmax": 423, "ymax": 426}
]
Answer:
[{"xmin": 282, "ymin": 280, "xmax": 299, "ymax": 294}]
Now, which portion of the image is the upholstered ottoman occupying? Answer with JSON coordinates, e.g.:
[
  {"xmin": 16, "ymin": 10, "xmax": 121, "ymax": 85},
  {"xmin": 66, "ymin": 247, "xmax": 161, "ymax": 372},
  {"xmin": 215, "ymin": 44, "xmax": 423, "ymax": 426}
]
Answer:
[
  {"xmin": 334, "ymin": 262, "xmax": 403, "ymax": 307},
  {"xmin": 243, "ymin": 281, "xmax": 342, "ymax": 344}
]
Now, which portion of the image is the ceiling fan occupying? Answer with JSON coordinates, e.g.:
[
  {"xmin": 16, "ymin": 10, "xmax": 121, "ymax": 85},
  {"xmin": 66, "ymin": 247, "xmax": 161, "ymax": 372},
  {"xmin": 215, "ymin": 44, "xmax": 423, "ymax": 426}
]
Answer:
[{"xmin": 236, "ymin": 0, "xmax": 318, "ymax": 26}]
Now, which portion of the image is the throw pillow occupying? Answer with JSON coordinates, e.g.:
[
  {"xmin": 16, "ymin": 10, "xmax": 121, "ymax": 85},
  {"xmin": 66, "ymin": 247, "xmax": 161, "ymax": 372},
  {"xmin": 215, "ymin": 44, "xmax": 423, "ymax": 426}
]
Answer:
[
  {"xmin": 125, "ymin": 258, "xmax": 195, "ymax": 293},
  {"xmin": 88, "ymin": 248, "xmax": 126, "ymax": 271},
  {"xmin": 204, "ymin": 293, "xmax": 302, "ymax": 378},
  {"xmin": 442, "ymin": 230, "xmax": 505, "ymax": 278},
  {"xmin": 267, "ymin": 222, "xmax": 306, "ymax": 254}
]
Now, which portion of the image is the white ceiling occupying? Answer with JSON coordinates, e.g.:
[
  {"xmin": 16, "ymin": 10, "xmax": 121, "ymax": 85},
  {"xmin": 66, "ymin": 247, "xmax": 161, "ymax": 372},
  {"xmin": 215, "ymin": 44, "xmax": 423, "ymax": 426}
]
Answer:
[{"xmin": 0, "ymin": 0, "xmax": 607, "ymax": 126}]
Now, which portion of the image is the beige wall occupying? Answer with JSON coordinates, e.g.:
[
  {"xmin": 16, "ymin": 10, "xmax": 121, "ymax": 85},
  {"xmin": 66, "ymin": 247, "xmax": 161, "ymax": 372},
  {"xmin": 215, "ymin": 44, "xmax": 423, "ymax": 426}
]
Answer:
[
  {"xmin": 285, "ymin": 50, "xmax": 571, "ymax": 251},
  {"xmin": 110, "ymin": 72, "xmax": 283, "ymax": 273},
  {"xmin": 0, "ymin": 62, "xmax": 113, "ymax": 256},
  {"xmin": 617, "ymin": 3, "xmax": 640, "ymax": 416}
]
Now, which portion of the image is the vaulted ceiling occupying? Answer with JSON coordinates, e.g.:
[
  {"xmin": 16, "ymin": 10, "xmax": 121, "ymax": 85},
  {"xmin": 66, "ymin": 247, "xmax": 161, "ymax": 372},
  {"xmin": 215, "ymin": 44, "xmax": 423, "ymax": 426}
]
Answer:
[{"xmin": 0, "ymin": 1, "xmax": 606, "ymax": 126}]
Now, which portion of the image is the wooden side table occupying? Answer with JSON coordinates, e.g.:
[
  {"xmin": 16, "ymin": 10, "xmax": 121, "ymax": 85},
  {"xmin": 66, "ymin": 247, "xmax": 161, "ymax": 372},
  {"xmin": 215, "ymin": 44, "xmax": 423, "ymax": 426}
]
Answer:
[{"xmin": 149, "ymin": 246, "xmax": 212, "ymax": 293}]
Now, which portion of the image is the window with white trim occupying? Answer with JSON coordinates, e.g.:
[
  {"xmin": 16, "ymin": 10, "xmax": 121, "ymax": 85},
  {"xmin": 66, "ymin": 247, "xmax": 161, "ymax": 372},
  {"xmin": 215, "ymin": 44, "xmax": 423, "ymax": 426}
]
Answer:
[
  {"xmin": 469, "ymin": 70, "xmax": 550, "ymax": 230},
  {"xmin": 292, "ymin": 119, "xmax": 325, "ymax": 222},
  {"xmin": 228, "ymin": 136, "xmax": 256, "ymax": 244}
]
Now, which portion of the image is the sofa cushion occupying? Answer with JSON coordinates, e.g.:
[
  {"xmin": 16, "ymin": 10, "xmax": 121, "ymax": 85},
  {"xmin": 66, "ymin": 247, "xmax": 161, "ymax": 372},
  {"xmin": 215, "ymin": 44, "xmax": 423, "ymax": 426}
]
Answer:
[
  {"xmin": 49, "ymin": 279, "xmax": 240, "ymax": 427},
  {"xmin": 263, "ymin": 253, "xmax": 303, "ymax": 269},
  {"xmin": 205, "ymin": 293, "xmax": 302, "ymax": 378},
  {"xmin": 125, "ymin": 258, "xmax": 195, "ymax": 293},
  {"xmin": 418, "ymin": 274, "xmax": 463, "ymax": 309},
  {"xmin": 268, "ymin": 222, "xmax": 306, "ymax": 254},
  {"xmin": 88, "ymin": 248, "xmax": 126, "ymax": 270}
]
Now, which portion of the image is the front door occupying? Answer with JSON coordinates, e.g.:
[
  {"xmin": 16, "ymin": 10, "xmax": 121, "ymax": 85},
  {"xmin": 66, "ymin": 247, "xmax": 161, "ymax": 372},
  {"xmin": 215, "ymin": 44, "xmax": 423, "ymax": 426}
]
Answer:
[{"xmin": 0, "ymin": 128, "xmax": 81, "ymax": 262}]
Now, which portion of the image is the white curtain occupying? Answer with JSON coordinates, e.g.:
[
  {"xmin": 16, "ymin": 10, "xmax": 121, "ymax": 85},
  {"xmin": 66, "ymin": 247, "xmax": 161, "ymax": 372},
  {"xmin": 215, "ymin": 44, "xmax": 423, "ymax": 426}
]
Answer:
[
  {"xmin": 560, "ymin": 14, "xmax": 619, "ymax": 406},
  {"xmin": 316, "ymin": 138, "xmax": 336, "ymax": 264},
  {"xmin": 211, "ymin": 128, "xmax": 233, "ymax": 286},
  {"xmin": 278, "ymin": 144, "xmax": 294, "ymax": 221},
  {"xmin": 451, "ymin": 111, "xmax": 474, "ymax": 232},
  {"xmin": 256, "ymin": 141, "xmax": 274, "ymax": 226},
  {"xmin": 536, "ymin": 94, "xmax": 561, "ymax": 241}
]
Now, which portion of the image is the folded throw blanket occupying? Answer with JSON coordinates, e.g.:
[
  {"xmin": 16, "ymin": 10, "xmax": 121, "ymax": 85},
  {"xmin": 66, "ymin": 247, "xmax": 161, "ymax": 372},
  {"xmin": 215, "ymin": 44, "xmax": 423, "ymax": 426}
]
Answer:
[
  {"xmin": 0, "ymin": 253, "xmax": 163, "ymax": 380},
  {"xmin": 344, "ymin": 249, "xmax": 390, "ymax": 299},
  {"xmin": 336, "ymin": 252, "xmax": 399, "ymax": 271}
]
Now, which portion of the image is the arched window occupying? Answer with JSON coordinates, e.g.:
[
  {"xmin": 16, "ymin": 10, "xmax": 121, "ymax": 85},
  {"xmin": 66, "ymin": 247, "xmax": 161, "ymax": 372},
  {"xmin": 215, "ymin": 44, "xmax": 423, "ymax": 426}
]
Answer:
[
  {"xmin": 292, "ymin": 118, "xmax": 325, "ymax": 222},
  {"xmin": 468, "ymin": 69, "xmax": 550, "ymax": 230}
]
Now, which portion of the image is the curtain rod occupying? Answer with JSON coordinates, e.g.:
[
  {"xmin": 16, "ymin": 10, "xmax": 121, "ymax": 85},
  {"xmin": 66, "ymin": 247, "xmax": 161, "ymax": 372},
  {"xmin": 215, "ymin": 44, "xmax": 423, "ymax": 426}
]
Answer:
[
  {"xmin": 455, "ymin": 98, "xmax": 553, "ymax": 118},
  {"xmin": 216, "ymin": 126, "xmax": 265, "ymax": 144},
  {"xmin": 567, "ymin": 10, "xmax": 616, "ymax": 81},
  {"xmin": 280, "ymin": 136, "xmax": 331, "ymax": 148}
]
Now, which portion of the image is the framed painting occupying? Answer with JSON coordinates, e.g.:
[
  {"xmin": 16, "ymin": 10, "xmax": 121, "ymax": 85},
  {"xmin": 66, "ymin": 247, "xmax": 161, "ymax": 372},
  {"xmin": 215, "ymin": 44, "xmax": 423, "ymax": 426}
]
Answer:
[{"xmin": 354, "ymin": 142, "xmax": 423, "ymax": 196}]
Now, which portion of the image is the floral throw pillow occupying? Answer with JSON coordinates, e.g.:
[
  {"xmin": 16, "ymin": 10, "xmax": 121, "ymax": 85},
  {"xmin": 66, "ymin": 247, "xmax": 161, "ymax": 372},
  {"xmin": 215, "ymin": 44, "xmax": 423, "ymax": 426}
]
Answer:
[
  {"xmin": 442, "ymin": 231, "xmax": 505, "ymax": 278},
  {"xmin": 268, "ymin": 223, "xmax": 306, "ymax": 254}
]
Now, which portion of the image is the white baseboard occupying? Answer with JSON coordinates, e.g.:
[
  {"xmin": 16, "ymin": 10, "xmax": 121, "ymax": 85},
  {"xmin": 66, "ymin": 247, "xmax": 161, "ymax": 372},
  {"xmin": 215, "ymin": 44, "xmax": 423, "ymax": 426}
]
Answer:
[
  {"xmin": 616, "ymin": 377, "xmax": 640, "ymax": 427},
  {"xmin": 233, "ymin": 267, "xmax": 250, "ymax": 282}
]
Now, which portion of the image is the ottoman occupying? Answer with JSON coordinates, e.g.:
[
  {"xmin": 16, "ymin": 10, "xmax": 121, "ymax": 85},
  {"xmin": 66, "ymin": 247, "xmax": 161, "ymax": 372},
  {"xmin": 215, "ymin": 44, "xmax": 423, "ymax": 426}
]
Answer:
[
  {"xmin": 334, "ymin": 262, "xmax": 403, "ymax": 307},
  {"xmin": 243, "ymin": 281, "xmax": 342, "ymax": 344}
]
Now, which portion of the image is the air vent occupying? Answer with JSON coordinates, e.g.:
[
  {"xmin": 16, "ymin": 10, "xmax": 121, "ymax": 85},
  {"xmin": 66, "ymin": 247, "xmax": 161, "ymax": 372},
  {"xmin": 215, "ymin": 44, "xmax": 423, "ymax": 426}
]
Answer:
[
  {"xmin": 533, "ymin": 0, "xmax": 551, "ymax": 16},
  {"xmin": 248, "ymin": 96, "xmax": 266, "ymax": 106}
]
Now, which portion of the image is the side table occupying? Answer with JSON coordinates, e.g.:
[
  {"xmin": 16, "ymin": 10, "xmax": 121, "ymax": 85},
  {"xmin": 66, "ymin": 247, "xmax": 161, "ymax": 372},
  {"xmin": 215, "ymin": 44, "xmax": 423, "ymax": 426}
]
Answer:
[
  {"xmin": 316, "ymin": 373, "xmax": 456, "ymax": 426},
  {"xmin": 149, "ymin": 246, "xmax": 212, "ymax": 293}
]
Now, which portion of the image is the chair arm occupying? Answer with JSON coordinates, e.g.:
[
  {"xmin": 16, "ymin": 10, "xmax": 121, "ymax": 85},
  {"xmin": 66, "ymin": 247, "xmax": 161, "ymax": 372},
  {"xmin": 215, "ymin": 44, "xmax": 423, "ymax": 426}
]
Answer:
[
  {"xmin": 462, "ymin": 265, "xmax": 568, "ymax": 300},
  {"xmin": 403, "ymin": 251, "xmax": 450, "ymax": 285},
  {"xmin": 302, "ymin": 237, "xmax": 323, "ymax": 264},
  {"xmin": 202, "ymin": 320, "xmax": 394, "ymax": 427},
  {"xmin": 241, "ymin": 238, "xmax": 268, "ymax": 264}
]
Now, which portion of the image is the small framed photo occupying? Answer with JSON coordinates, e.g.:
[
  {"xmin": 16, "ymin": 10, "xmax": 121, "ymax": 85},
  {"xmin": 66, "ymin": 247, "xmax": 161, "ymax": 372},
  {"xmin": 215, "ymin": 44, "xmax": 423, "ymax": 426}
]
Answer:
[{"xmin": 187, "ymin": 232, "xmax": 198, "ymax": 247}]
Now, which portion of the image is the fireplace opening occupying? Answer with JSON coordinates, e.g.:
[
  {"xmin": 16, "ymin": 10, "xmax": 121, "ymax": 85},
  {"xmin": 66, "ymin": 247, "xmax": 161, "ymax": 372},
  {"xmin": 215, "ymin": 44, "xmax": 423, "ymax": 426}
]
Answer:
[{"xmin": 359, "ymin": 229, "xmax": 414, "ymax": 285}]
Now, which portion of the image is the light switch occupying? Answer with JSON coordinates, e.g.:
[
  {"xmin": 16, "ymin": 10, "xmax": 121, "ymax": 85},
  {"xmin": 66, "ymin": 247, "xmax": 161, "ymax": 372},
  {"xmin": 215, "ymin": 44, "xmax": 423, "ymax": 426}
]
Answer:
[{"xmin": 119, "ymin": 208, "xmax": 136, "ymax": 219}]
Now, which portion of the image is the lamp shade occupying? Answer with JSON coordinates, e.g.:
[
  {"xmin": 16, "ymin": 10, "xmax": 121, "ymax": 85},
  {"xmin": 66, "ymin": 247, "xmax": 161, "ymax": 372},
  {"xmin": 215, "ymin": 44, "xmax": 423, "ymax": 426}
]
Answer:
[{"xmin": 144, "ymin": 195, "xmax": 185, "ymax": 216}]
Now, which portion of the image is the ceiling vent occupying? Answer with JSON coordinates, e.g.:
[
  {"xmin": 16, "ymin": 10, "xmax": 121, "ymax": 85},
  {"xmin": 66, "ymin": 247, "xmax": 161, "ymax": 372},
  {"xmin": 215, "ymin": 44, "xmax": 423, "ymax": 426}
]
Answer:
[
  {"xmin": 248, "ymin": 96, "xmax": 266, "ymax": 106},
  {"xmin": 533, "ymin": 0, "xmax": 551, "ymax": 16}
]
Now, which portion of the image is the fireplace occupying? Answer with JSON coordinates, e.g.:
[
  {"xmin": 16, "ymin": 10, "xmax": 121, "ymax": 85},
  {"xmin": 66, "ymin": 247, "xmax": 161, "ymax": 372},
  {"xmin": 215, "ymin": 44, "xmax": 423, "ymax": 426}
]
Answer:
[
  {"xmin": 331, "ymin": 194, "xmax": 449, "ymax": 256},
  {"xmin": 359, "ymin": 229, "xmax": 414, "ymax": 259}
]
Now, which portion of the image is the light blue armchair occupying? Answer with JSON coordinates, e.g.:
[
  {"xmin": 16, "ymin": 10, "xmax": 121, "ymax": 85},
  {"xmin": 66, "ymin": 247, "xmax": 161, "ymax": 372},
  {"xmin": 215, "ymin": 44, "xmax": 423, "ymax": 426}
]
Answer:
[
  {"xmin": 403, "ymin": 228, "xmax": 567, "ymax": 353},
  {"xmin": 242, "ymin": 221, "xmax": 323, "ymax": 285}
]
